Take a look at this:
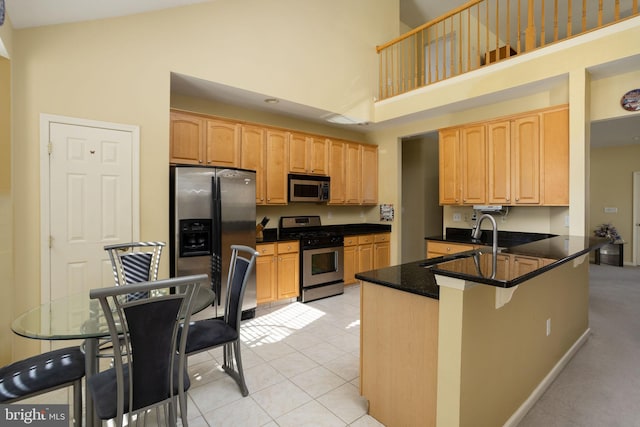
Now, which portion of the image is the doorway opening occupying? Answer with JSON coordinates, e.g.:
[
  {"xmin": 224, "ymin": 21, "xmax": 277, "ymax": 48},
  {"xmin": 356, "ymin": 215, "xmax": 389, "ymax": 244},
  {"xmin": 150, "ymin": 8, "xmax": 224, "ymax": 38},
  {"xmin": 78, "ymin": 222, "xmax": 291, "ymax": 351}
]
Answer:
[{"xmin": 401, "ymin": 132, "xmax": 442, "ymax": 263}]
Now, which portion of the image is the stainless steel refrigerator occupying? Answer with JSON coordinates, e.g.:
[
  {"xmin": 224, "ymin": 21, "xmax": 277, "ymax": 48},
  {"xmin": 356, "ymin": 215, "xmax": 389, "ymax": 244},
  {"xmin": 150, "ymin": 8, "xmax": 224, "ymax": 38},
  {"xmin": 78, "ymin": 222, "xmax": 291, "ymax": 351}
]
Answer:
[{"xmin": 170, "ymin": 165, "xmax": 257, "ymax": 319}]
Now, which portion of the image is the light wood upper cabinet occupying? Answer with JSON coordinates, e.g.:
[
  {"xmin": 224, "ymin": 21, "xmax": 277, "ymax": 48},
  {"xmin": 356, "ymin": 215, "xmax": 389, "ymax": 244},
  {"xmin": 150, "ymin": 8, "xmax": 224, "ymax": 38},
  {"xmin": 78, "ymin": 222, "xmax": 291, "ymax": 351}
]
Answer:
[
  {"xmin": 512, "ymin": 114, "xmax": 540, "ymax": 204},
  {"xmin": 170, "ymin": 111, "xmax": 204, "ymax": 165},
  {"xmin": 205, "ymin": 119, "xmax": 240, "ymax": 167},
  {"xmin": 442, "ymin": 105, "xmax": 568, "ymax": 207},
  {"xmin": 439, "ymin": 125, "xmax": 485, "ymax": 205},
  {"xmin": 487, "ymin": 120, "xmax": 512, "ymax": 204},
  {"xmin": 344, "ymin": 143, "xmax": 362, "ymax": 204},
  {"xmin": 361, "ymin": 144, "xmax": 378, "ymax": 205},
  {"xmin": 264, "ymin": 129, "xmax": 289, "ymax": 205},
  {"xmin": 170, "ymin": 111, "xmax": 240, "ymax": 167},
  {"xmin": 540, "ymin": 107, "xmax": 569, "ymax": 205},
  {"xmin": 240, "ymin": 125, "xmax": 266, "ymax": 204},
  {"xmin": 460, "ymin": 124, "xmax": 487, "ymax": 205},
  {"xmin": 170, "ymin": 110, "xmax": 378, "ymax": 207},
  {"xmin": 289, "ymin": 133, "xmax": 308, "ymax": 174},
  {"xmin": 439, "ymin": 128, "xmax": 461, "ymax": 205},
  {"xmin": 289, "ymin": 133, "xmax": 329, "ymax": 175},
  {"xmin": 328, "ymin": 139, "xmax": 346, "ymax": 204}
]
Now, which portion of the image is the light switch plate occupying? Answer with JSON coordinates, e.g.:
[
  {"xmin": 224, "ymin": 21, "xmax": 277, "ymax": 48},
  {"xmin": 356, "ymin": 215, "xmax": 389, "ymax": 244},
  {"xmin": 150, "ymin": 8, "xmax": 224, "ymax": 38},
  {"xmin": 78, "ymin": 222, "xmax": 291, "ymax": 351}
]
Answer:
[
  {"xmin": 604, "ymin": 207, "xmax": 618, "ymax": 213},
  {"xmin": 453, "ymin": 213, "xmax": 462, "ymax": 222}
]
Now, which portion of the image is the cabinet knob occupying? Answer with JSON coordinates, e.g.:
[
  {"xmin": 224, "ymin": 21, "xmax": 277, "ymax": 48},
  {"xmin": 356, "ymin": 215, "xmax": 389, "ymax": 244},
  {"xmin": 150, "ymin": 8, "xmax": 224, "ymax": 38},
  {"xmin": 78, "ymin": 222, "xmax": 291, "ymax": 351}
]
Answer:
[
  {"xmin": 198, "ymin": 160, "xmax": 203, "ymax": 164},
  {"xmin": 516, "ymin": 197, "xmax": 520, "ymax": 201}
]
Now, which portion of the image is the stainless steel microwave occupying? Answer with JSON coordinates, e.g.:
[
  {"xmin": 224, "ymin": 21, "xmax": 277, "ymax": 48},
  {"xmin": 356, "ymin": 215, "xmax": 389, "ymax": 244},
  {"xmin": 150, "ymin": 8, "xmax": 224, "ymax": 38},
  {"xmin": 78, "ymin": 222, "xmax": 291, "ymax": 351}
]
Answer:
[{"xmin": 288, "ymin": 174, "xmax": 330, "ymax": 203}]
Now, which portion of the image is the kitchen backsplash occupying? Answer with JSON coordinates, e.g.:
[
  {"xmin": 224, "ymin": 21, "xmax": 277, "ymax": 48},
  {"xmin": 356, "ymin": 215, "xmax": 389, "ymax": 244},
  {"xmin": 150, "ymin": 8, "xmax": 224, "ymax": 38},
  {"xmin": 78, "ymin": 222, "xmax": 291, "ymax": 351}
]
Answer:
[{"xmin": 256, "ymin": 204, "xmax": 380, "ymax": 227}]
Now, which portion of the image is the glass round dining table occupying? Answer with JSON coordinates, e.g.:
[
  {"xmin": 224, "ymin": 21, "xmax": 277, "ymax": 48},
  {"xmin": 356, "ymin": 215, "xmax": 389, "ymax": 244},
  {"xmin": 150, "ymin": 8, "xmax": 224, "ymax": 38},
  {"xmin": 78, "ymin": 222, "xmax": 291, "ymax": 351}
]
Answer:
[{"xmin": 11, "ymin": 282, "xmax": 214, "ymax": 427}]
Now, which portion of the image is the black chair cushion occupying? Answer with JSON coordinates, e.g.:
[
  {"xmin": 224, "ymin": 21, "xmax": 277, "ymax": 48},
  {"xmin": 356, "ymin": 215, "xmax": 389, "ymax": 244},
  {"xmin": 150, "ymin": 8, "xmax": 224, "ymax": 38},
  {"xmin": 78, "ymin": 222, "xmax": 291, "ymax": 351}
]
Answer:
[
  {"xmin": 185, "ymin": 318, "xmax": 238, "ymax": 355},
  {"xmin": 0, "ymin": 347, "xmax": 85, "ymax": 402},
  {"xmin": 88, "ymin": 363, "xmax": 191, "ymax": 420}
]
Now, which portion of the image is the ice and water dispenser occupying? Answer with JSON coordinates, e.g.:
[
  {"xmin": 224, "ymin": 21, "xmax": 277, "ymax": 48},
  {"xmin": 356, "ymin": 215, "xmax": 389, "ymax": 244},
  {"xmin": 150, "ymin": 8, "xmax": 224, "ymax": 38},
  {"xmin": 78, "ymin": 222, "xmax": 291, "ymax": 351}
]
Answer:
[{"xmin": 179, "ymin": 219, "xmax": 212, "ymax": 257}]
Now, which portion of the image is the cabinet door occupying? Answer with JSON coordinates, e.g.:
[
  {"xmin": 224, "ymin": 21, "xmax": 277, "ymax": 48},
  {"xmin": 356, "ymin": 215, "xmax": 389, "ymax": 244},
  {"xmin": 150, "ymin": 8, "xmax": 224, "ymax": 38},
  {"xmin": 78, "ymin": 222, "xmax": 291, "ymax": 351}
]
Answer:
[
  {"xmin": 373, "ymin": 233, "xmax": 391, "ymax": 269},
  {"xmin": 487, "ymin": 120, "xmax": 511, "ymax": 204},
  {"xmin": 358, "ymin": 235, "xmax": 374, "ymax": 273},
  {"xmin": 460, "ymin": 124, "xmax": 486, "ymax": 205},
  {"xmin": 170, "ymin": 112, "xmax": 203, "ymax": 165},
  {"xmin": 289, "ymin": 132, "xmax": 308, "ymax": 174},
  {"xmin": 426, "ymin": 240, "xmax": 474, "ymax": 259},
  {"xmin": 240, "ymin": 125, "xmax": 266, "ymax": 204},
  {"xmin": 439, "ymin": 128, "xmax": 460, "ymax": 205},
  {"xmin": 256, "ymin": 246, "xmax": 277, "ymax": 304},
  {"xmin": 328, "ymin": 139, "xmax": 346, "ymax": 204},
  {"xmin": 541, "ymin": 107, "xmax": 569, "ymax": 205},
  {"xmin": 205, "ymin": 119, "xmax": 240, "ymax": 167},
  {"xmin": 309, "ymin": 137, "xmax": 328, "ymax": 175},
  {"xmin": 361, "ymin": 144, "xmax": 378, "ymax": 205},
  {"xmin": 343, "ymin": 245, "xmax": 357, "ymax": 285},
  {"xmin": 512, "ymin": 255, "xmax": 540, "ymax": 275},
  {"xmin": 265, "ymin": 129, "xmax": 289, "ymax": 205},
  {"xmin": 512, "ymin": 115, "xmax": 540, "ymax": 204},
  {"xmin": 277, "ymin": 252, "xmax": 300, "ymax": 299},
  {"xmin": 344, "ymin": 143, "xmax": 361, "ymax": 204}
]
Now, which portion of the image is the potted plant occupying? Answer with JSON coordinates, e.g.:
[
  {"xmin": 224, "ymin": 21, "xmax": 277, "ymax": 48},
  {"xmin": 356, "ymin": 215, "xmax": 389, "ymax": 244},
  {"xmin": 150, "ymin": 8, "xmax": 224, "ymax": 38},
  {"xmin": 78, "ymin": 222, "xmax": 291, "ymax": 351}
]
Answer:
[{"xmin": 594, "ymin": 223, "xmax": 622, "ymax": 242}]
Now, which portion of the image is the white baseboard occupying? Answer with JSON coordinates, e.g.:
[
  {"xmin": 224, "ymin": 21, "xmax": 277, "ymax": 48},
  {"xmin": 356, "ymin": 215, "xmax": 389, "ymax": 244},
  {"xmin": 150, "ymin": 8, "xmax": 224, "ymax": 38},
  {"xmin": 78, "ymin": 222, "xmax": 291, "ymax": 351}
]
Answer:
[{"xmin": 503, "ymin": 328, "xmax": 591, "ymax": 427}]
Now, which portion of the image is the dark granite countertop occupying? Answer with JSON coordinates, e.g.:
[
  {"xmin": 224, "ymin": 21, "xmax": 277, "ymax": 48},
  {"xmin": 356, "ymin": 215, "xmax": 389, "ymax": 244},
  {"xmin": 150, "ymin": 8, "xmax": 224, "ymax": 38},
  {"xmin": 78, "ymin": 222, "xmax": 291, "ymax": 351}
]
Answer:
[
  {"xmin": 257, "ymin": 223, "xmax": 392, "ymax": 244},
  {"xmin": 356, "ymin": 235, "xmax": 609, "ymax": 298},
  {"xmin": 426, "ymin": 227, "xmax": 556, "ymax": 248}
]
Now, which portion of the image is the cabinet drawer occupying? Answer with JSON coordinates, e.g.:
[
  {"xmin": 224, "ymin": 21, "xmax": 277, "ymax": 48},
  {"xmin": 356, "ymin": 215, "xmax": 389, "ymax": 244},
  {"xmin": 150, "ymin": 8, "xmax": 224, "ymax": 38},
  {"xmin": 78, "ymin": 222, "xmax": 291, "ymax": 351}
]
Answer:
[
  {"xmin": 374, "ymin": 233, "xmax": 389, "ymax": 243},
  {"xmin": 277, "ymin": 241, "xmax": 299, "ymax": 254},
  {"xmin": 358, "ymin": 235, "xmax": 374, "ymax": 244},
  {"xmin": 344, "ymin": 236, "xmax": 358, "ymax": 247},
  {"xmin": 427, "ymin": 241, "xmax": 474, "ymax": 255},
  {"xmin": 257, "ymin": 244, "xmax": 275, "ymax": 256}
]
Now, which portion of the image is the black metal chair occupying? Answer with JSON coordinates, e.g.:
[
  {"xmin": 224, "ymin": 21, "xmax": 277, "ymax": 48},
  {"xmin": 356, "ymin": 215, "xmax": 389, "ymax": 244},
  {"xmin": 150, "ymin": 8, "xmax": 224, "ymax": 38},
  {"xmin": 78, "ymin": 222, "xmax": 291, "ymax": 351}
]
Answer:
[
  {"xmin": 88, "ymin": 274, "xmax": 207, "ymax": 427},
  {"xmin": 0, "ymin": 347, "xmax": 85, "ymax": 426},
  {"xmin": 184, "ymin": 245, "xmax": 259, "ymax": 396},
  {"xmin": 104, "ymin": 241, "xmax": 165, "ymax": 297}
]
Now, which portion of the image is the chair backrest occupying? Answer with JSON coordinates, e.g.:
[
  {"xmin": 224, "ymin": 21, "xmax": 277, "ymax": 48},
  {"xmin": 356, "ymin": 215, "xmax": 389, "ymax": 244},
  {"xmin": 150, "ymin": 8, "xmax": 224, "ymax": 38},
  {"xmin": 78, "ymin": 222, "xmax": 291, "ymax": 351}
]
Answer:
[
  {"xmin": 89, "ymin": 274, "xmax": 206, "ymax": 421},
  {"xmin": 224, "ymin": 245, "xmax": 259, "ymax": 331},
  {"xmin": 105, "ymin": 241, "xmax": 165, "ymax": 286}
]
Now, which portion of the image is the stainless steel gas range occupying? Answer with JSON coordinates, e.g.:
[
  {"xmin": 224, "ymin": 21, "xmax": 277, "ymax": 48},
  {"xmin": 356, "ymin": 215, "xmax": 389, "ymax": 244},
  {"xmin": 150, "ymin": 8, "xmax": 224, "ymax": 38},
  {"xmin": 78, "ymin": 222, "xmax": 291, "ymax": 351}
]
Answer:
[{"xmin": 279, "ymin": 216, "xmax": 344, "ymax": 303}]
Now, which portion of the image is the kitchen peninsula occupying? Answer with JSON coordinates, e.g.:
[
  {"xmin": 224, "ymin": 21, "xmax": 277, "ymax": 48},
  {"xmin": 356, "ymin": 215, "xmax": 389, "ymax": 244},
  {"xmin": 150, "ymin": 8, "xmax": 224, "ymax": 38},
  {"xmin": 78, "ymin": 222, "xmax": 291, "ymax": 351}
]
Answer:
[{"xmin": 356, "ymin": 235, "xmax": 607, "ymax": 427}]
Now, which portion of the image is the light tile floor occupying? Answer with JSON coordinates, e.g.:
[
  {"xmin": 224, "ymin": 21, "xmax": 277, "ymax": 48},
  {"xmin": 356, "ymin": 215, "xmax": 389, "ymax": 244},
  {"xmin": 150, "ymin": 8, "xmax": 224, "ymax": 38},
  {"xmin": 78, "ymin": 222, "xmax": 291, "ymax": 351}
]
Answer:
[{"xmin": 185, "ymin": 283, "xmax": 383, "ymax": 427}]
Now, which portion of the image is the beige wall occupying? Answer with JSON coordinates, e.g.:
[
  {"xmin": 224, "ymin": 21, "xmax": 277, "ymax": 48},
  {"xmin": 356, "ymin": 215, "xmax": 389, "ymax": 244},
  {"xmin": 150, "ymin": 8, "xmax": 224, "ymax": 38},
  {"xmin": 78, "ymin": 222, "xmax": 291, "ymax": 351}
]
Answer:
[
  {"xmin": 9, "ymin": 0, "xmax": 399, "ymax": 359},
  {"xmin": 590, "ymin": 144, "xmax": 640, "ymax": 263},
  {"xmin": 0, "ymin": 54, "xmax": 12, "ymax": 365},
  {"xmin": 437, "ymin": 257, "xmax": 589, "ymax": 426}
]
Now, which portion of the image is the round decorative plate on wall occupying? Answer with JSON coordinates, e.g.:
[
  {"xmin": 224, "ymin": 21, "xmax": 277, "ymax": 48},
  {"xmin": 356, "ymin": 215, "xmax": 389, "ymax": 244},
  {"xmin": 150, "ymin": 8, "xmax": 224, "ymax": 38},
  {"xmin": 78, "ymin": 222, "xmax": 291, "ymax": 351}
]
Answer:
[{"xmin": 621, "ymin": 89, "xmax": 640, "ymax": 111}]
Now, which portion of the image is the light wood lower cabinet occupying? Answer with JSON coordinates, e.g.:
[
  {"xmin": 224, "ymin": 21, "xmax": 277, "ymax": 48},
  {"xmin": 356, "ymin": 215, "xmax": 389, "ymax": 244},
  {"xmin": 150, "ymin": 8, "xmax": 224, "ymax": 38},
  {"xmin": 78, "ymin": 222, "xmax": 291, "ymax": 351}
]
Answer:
[
  {"xmin": 256, "ymin": 241, "xmax": 299, "ymax": 304},
  {"xmin": 344, "ymin": 233, "xmax": 391, "ymax": 285},
  {"xmin": 361, "ymin": 282, "xmax": 438, "ymax": 427},
  {"xmin": 426, "ymin": 240, "xmax": 475, "ymax": 259}
]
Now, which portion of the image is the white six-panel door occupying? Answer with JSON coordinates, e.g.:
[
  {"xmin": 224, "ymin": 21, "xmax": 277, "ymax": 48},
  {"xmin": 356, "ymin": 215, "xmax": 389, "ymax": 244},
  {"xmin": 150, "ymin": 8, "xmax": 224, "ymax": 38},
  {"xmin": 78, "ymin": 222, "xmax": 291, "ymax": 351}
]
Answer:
[{"xmin": 41, "ymin": 115, "xmax": 139, "ymax": 304}]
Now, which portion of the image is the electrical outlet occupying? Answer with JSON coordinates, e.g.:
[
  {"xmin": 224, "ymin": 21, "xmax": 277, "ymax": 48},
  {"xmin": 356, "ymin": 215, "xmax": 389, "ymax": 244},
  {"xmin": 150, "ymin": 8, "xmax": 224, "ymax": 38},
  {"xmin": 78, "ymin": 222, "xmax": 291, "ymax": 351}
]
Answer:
[
  {"xmin": 564, "ymin": 215, "xmax": 570, "ymax": 227},
  {"xmin": 546, "ymin": 318, "xmax": 551, "ymax": 336},
  {"xmin": 453, "ymin": 213, "xmax": 462, "ymax": 222}
]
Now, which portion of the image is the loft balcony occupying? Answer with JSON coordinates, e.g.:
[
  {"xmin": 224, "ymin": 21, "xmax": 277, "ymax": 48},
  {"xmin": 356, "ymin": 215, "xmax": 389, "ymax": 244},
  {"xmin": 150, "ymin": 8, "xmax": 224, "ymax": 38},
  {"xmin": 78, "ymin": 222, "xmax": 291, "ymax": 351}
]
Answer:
[{"xmin": 377, "ymin": 0, "xmax": 639, "ymax": 100}]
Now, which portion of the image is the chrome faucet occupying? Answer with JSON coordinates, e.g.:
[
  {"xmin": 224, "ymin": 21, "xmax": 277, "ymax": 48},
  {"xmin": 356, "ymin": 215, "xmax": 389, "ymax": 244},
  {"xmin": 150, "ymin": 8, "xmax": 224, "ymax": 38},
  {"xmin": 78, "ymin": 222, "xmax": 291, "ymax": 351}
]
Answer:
[{"xmin": 472, "ymin": 214, "xmax": 499, "ymax": 278}]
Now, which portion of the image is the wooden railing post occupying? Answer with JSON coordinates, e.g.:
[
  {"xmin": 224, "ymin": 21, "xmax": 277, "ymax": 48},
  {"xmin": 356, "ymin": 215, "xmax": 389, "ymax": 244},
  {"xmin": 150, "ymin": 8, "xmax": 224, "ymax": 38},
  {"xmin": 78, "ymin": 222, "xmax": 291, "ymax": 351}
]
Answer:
[{"xmin": 525, "ymin": 0, "xmax": 537, "ymax": 50}]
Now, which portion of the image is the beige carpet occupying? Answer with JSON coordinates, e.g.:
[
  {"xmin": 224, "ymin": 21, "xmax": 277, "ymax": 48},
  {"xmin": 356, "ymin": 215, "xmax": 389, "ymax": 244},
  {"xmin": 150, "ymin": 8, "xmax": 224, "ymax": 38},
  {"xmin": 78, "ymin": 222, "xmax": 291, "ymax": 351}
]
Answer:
[{"xmin": 518, "ymin": 263, "xmax": 640, "ymax": 426}]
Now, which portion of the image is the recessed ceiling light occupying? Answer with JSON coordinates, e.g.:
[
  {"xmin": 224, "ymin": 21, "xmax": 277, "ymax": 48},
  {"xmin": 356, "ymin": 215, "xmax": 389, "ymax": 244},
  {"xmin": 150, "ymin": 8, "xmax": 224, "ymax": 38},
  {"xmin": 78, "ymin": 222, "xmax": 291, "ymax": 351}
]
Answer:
[
  {"xmin": 632, "ymin": 136, "xmax": 640, "ymax": 141},
  {"xmin": 264, "ymin": 98, "xmax": 279, "ymax": 104}
]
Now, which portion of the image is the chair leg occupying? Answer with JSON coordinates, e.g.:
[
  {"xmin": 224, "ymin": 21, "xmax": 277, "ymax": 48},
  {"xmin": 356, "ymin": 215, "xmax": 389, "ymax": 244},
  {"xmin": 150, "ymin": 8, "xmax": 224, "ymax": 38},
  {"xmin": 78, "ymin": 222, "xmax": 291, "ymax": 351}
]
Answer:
[
  {"xmin": 72, "ymin": 379, "xmax": 82, "ymax": 427},
  {"xmin": 221, "ymin": 341, "xmax": 249, "ymax": 397},
  {"xmin": 233, "ymin": 340, "xmax": 249, "ymax": 397}
]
